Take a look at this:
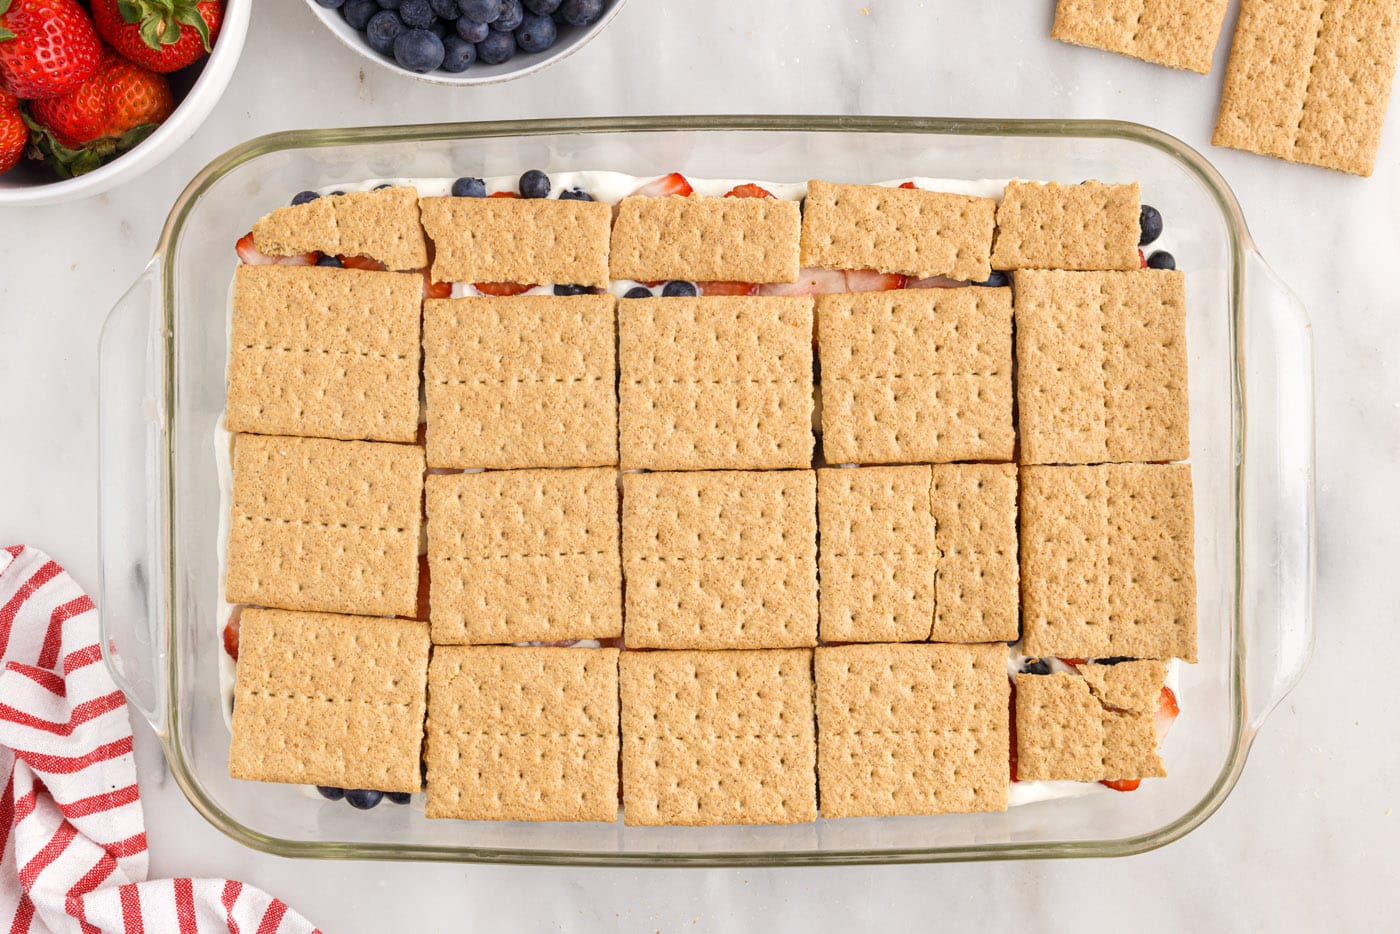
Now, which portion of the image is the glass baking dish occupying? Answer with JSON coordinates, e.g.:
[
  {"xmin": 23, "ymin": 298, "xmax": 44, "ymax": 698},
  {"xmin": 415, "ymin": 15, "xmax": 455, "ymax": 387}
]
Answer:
[{"xmin": 96, "ymin": 116, "xmax": 1315, "ymax": 865}]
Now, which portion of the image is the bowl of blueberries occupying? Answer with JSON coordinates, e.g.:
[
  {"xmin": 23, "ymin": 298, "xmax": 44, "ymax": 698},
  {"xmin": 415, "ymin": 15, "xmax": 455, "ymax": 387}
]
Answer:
[{"xmin": 307, "ymin": 0, "xmax": 625, "ymax": 83}]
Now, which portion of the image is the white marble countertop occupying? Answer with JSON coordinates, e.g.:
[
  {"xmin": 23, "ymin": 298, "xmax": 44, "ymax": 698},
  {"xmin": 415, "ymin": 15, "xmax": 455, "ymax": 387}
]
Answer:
[{"xmin": 0, "ymin": 0, "xmax": 1394, "ymax": 929}]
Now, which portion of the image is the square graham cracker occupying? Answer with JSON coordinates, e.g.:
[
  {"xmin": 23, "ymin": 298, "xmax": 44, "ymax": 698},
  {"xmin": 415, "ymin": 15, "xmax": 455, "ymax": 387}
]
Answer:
[
  {"xmin": 225, "ymin": 434, "xmax": 424, "ymax": 618},
  {"xmin": 251, "ymin": 186, "xmax": 429, "ymax": 271},
  {"xmin": 1020, "ymin": 464, "xmax": 1198, "ymax": 662},
  {"xmin": 422, "ymin": 294, "xmax": 617, "ymax": 470},
  {"xmin": 799, "ymin": 180, "xmax": 997, "ymax": 281},
  {"xmin": 817, "ymin": 288, "xmax": 1014, "ymax": 464},
  {"xmin": 226, "ymin": 266, "xmax": 422, "ymax": 443},
  {"xmin": 617, "ymin": 296, "xmax": 814, "ymax": 471},
  {"xmin": 1213, "ymin": 0, "xmax": 1400, "ymax": 176},
  {"xmin": 1015, "ymin": 268, "xmax": 1189, "ymax": 465},
  {"xmin": 816, "ymin": 643, "xmax": 1010, "ymax": 818},
  {"xmin": 425, "ymin": 646, "xmax": 620, "ymax": 822},
  {"xmin": 620, "ymin": 649, "xmax": 817, "ymax": 826},
  {"xmin": 622, "ymin": 470, "xmax": 818, "ymax": 650},
  {"xmin": 228, "ymin": 608, "xmax": 430, "ymax": 793},
  {"xmin": 419, "ymin": 196, "xmax": 611, "ymax": 288},
  {"xmin": 817, "ymin": 466, "xmax": 936, "ymax": 644},
  {"xmin": 1052, "ymin": 0, "xmax": 1230, "ymax": 74},
  {"xmin": 930, "ymin": 464, "xmax": 1020, "ymax": 643},
  {"xmin": 990, "ymin": 181, "xmax": 1141, "ymax": 271},
  {"xmin": 609, "ymin": 194, "xmax": 802, "ymax": 283},
  {"xmin": 1015, "ymin": 662, "xmax": 1168, "ymax": 781},
  {"xmin": 425, "ymin": 468, "xmax": 621, "ymax": 645}
]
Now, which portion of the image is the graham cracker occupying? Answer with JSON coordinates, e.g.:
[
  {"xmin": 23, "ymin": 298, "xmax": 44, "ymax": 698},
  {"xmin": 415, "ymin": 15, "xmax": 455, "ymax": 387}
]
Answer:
[
  {"xmin": 930, "ymin": 464, "xmax": 1020, "ymax": 643},
  {"xmin": 422, "ymin": 294, "xmax": 617, "ymax": 470},
  {"xmin": 225, "ymin": 434, "xmax": 424, "ymax": 618},
  {"xmin": 1080, "ymin": 659, "xmax": 1169, "ymax": 713},
  {"xmin": 1020, "ymin": 464, "xmax": 1198, "ymax": 662},
  {"xmin": 1051, "ymin": 0, "xmax": 1230, "ymax": 74},
  {"xmin": 622, "ymin": 470, "xmax": 818, "ymax": 650},
  {"xmin": 815, "ymin": 643, "xmax": 1010, "ymax": 818},
  {"xmin": 609, "ymin": 194, "xmax": 802, "ymax": 283},
  {"xmin": 425, "ymin": 468, "xmax": 622, "ymax": 645},
  {"xmin": 799, "ymin": 180, "xmax": 996, "ymax": 281},
  {"xmin": 226, "ymin": 266, "xmax": 422, "ymax": 443},
  {"xmin": 1015, "ymin": 268, "xmax": 1190, "ymax": 465},
  {"xmin": 228, "ymin": 608, "xmax": 430, "ymax": 792},
  {"xmin": 990, "ymin": 181, "xmax": 1141, "ymax": 271},
  {"xmin": 618, "ymin": 296, "xmax": 814, "ymax": 471},
  {"xmin": 817, "ymin": 288, "xmax": 1014, "ymax": 464},
  {"xmin": 1213, "ymin": 0, "xmax": 1400, "ymax": 176},
  {"xmin": 418, "ymin": 196, "xmax": 611, "ymax": 288},
  {"xmin": 1015, "ymin": 667, "xmax": 1166, "ymax": 781},
  {"xmin": 251, "ymin": 186, "xmax": 429, "ymax": 271},
  {"xmin": 425, "ymin": 646, "xmax": 620, "ymax": 822},
  {"xmin": 619, "ymin": 649, "xmax": 817, "ymax": 826},
  {"xmin": 816, "ymin": 466, "xmax": 936, "ymax": 643}
]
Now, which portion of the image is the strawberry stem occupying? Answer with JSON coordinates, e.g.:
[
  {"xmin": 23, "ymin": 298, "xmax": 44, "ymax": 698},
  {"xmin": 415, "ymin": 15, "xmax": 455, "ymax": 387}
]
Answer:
[{"xmin": 119, "ymin": 0, "xmax": 212, "ymax": 52}]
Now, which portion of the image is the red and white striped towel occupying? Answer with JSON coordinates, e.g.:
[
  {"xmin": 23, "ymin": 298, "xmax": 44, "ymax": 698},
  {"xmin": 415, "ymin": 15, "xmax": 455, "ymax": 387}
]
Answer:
[{"xmin": 0, "ymin": 545, "xmax": 321, "ymax": 934}]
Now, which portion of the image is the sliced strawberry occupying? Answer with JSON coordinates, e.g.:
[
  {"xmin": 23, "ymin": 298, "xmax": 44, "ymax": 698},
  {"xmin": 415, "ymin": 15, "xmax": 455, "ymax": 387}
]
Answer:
[
  {"xmin": 1101, "ymin": 778, "xmax": 1141, "ymax": 792},
  {"xmin": 414, "ymin": 554, "xmax": 430, "ymax": 622},
  {"xmin": 488, "ymin": 190, "xmax": 521, "ymax": 199},
  {"xmin": 631, "ymin": 172, "xmax": 693, "ymax": 197},
  {"xmin": 844, "ymin": 269, "xmax": 907, "ymax": 292},
  {"xmin": 1139, "ymin": 248, "xmax": 1147, "ymax": 269},
  {"xmin": 422, "ymin": 275, "xmax": 452, "ymax": 299},
  {"xmin": 222, "ymin": 607, "xmax": 241, "ymax": 661},
  {"xmin": 234, "ymin": 232, "xmax": 316, "ymax": 266},
  {"xmin": 340, "ymin": 254, "xmax": 388, "ymax": 272},
  {"xmin": 474, "ymin": 281, "xmax": 535, "ymax": 297},
  {"xmin": 757, "ymin": 267, "xmax": 848, "ymax": 297},
  {"xmin": 1059, "ymin": 657, "xmax": 1088, "ymax": 668},
  {"xmin": 898, "ymin": 181, "xmax": 918, "ymax": 190},
  {"xmin": 724, "ymin": 183, "xmax": 774, "ymax": 199},
  {"xmin": 907, "ymin": 275, "xmax": 969, "ymax": 289},
  {"xmin": 697, "ymin": 280, "xmax": 758, "ymax": 296},
  {"xmin": 1154, "ymin": 684, "xmax": 1179, "ymax": 742}
]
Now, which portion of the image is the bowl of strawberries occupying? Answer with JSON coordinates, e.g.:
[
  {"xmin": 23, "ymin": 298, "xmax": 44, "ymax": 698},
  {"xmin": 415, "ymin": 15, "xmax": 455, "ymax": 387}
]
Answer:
[{"xmin": 0, "ymin": 0, "xmax": 248, "ymax": 205}]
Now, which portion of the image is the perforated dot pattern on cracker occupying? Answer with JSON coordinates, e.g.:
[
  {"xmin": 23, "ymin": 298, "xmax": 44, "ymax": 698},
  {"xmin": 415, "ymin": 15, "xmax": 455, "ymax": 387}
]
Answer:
[
  {"xmin": 1052, "ymin": 0, "xmax": 1230, "ymax": 74},
  {"xmin": 930, "ymin": 464, "xmax": 1020, "ymax": 643},
  {"xmin": 1015, "ymin": 663, "xmax": 1167, "ymax": 781},
  {"xmin": 419, "ymin": 196, "xmax": 612, "ymax": 287},
  {"xmin": 251, "ymin": 187, "xmax": 429, "ymax": 270},
  {"xmin": 991, "ymin": 181, "xmax": 1141, "ymax": 271},
  {"xmin": 609, "ymin": 194, "xmax": 802, "ymax": 283}
]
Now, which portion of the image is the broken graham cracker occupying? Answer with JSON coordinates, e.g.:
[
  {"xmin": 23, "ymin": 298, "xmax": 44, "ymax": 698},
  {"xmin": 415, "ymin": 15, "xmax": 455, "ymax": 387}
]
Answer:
[
  {"xmin": 618, "ymin": 296, "xmax": 814, "ymax": 471},
  {"xmin": 930, "ymin": 463, "xmax": 1019, "ymax": 643},
  {"xmin": 226, "ymin": 265, "xmax": 422, "ymax": 443},
  {"xmin": 622, "ymin": 470, "xmax": 818, "ymax": 650},
  {"xmin": 990, "ymin": 180, "xmax": 1141, "ymax": 271},
  {"xmin": 818, "ymin": 287, "xmax": 1014, "ymax": 464},
  {"xmin": 418, "ymin": 195, "xmax": 611, "ymax": 287},
  {"xmin": 251, "ymin": 186, "xmax": 429, "ymax": 271},
  {"xmin": 425, "ymin": 468, "xmax": 621, "ymax": 645},
  {"xmin": 225, "ymin": 434, "xmax": 423, "ymax": 618},
  {"xmin": 817, "ymin": 643, "xmax": 1010, "ymax": 818},
  {"xmin": 1015, "ymin": 661, "xmax": 1168, "ymax": 782},
  {"xmin": 1015, "ymin": 268, "xmax": 1189, "ymax": 465},
  {"xmin": 229, "ymin": 608, "xmax": 430, "ymax": 793},
  {"xmin": 422, "ymin": 293, "xmax": 617, "ymax": 470},
  {"xmin": 609, "ymin": 194, "xmax": 801, "ymax": 283},
  {"xmin": 425, "ymin": 646, "xmax": 620, "ymax": 822},
  {"xmin": 817, "ymin": 466, "xmax": 936, "ymax": 644},
  {"xmin": 620, "ymin": 649, "xmax": 817, "ymax": 826},
  {"xmin": 1213, "ymin": 0, "xmax": 1400, "ymax": 176},
  {"xmin": 1051, "ymin": 0, "xmax": 1230, "ymax": 74},
  {"xmin": 799, "ymin": 180, "xmax": 996, "ymax": 281},
  {"xmin": 1020, "ymin": 463, "xmax": 1198, "ymax": 662}
]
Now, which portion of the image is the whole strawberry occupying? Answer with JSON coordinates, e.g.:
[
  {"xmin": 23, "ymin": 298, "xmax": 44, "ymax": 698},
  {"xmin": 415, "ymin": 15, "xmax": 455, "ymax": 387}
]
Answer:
[
  {"xmin": 92, "ymin": 0, "xmax": 223, "ymax": 74},
  {"xmin": 27, "ymin": 52, "xmax": 173, "ymax": 177},
  {"xmin": 0, "ymin": 87, "xmax": 26, "ymax": 173},
  {"xmin": 0, "ymin": 0, "xmax": 103, "ymax": 98}
]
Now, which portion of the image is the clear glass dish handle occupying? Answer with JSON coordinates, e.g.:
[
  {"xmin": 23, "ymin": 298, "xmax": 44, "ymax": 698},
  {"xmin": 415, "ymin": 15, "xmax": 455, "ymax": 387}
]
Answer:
[
  {"xmin": 1241, "ymin": 249, "xmax": 1316, "ymax": 738},
  {"xmin": 97, "ymin": 258, "xmax": 169, "ymax": 738}
]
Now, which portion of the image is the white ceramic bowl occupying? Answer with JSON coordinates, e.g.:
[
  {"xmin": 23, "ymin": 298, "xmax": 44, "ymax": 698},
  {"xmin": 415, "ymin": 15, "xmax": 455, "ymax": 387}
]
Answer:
[
  {"xmin": 303, "ymin": 0, "xmax": 628, "ymax": 86},
  {"xmin": 0, "ymin": 0, "xmax": 250, "ymax": 207}
]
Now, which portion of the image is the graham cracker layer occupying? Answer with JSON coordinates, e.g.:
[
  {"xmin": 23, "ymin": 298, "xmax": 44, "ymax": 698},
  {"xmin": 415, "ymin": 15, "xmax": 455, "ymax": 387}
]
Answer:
[
  {"xmin": 609, "ymin": 194, "xmax": 802, "ymax": 283},
  {"xmin": 991, "ymin": 181, "xmax": 1141, "ymax": 271},
  {"xmin": 251, "ymin": 186, "xmax": 429, "ymax": 271},
  {"xmin": 419, "ymin": 196, "xmax": 612, "ymax": 287},
  {"xmin": 1052, "ymin": 0, "xmax": 1230, "ymax": 74},
  {"xmin": 930, "ymin": 464, "xmax": 1020, "ymax": 643}
]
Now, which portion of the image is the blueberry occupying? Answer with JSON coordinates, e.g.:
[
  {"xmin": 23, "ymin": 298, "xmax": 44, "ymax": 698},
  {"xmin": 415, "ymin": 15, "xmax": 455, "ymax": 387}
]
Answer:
[
  {"xmin": 427, "ymin": 18, "xmax": 449, "ymax": 36},
  {"xmin": 476, "ymin": 27, "xmax": 516, "ymax": 63},
  {"xmin": 441, "ymin": 34, "xmax": 476, "ymax": 70},
  {"xmin": 519, "ymin": 169, "xmax": 551, "ymax": 198},
  {"xmin": 430, "ymin": 0, "xmax": 461, "ymax": 16},
  {"xmin": 451, "ymin": 176, "xmax": 486, "ymax": 197},
  {"xmin": 494, "ymin": 0, "xmax": 525, "ymax": 30},
  {"xmin": 315, "ymin": 0, "xmax": 346, "ymax": 8},
  {"xmin": 290, "ymin": 189, "xmax": 320, "ymax": 205},
  {"xmin": 316, "ymin": 254, "xmax": 344, "ymax": 267},
  {"xmin": 661, "ymin": 280, "xmax": 697, "ymax": 297},
  {"xmin": 393, "ymin": 28, "xmax": 445, "ymax": 71},
  {"xmin": 974, "ymin": 270, "xmax": 1010, "ymax": 288},
  {"xmin": 342, "ymin": 0, "xmax": 379, "ymax": 30},
  {"xmin": 558, "ymin": 0, "xmax": 603, "ymax": 26},
  {"xmin": 516, "ymin": 13, "xmax": 556, "ymax": 52},
  {"xmin": 330, "ymin": 190, "xmax": 347, "ymax": 196},
  {"xmin": 623, "ymin": 286, "xmax": 652, "ymax": 299},
  {"xmin": 1139, "ymin": 204, "xmax": 1163, "ymax": 246},
  {"xmin": 1146, "ymin": 250, "xmax": 1176, "ymax": 270},
  {"xmin": 1095, "ymin": 656, "xmax": 1133, "ymax": 665},
  {"xmin": 344, "ymin": 789, "xmax": 384, "ymax": 810},
  {"xmin": 557, "ymin": 187, "xmax": 592, "ymax": 202},
  {"xmin": 1021, "ymin": 658, "xmax": 1052, "ymax": 676},
  {"xmin": 398, "ymin": 0, "xmax": 433, "ymax": 27},
  {"xmin": 316, "ymin": 785, "xmax": 346, "ymax": 800},
  {"xmin": 365, "ymin": 10, "xmax": 404, "ymax": 54},
  {"xmin": 373, "ymin": 182, "xmax": 393, "ymax": 189},
  {"xmin": 387, "ymin": 791, "xmax": 412, "ymax": 804},
  {"xmin": 455, "ymin": 15, "xmax": 489, "ymax": 40},
  {"xmin": 554, "ymin": 284, "xmax": 592, "ymax": 296},
  {"xmin": 458, "ymin": 0, "xmax": 499, "ymax": 21},
  {"xmin": 377, "ymin": 0, "xmax": 401, "ymax": 7},
  {"xmin": 524, "ymin": 0, "xmax": 559, "ymax": 11}
]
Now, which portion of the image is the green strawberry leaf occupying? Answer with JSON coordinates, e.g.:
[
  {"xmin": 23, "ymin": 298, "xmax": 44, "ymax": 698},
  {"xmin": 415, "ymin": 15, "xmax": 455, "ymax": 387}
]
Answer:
[
  {"xmin": 21, "ymin": 110, "xmax": 162, "ymax": 179},
  {"xmin": 0, "ymin": 0, "xmax": 13, "ymax": 42},
  {"xmin": 121, "ymin": 0, "xmax": 213, "ymax": 52}
]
